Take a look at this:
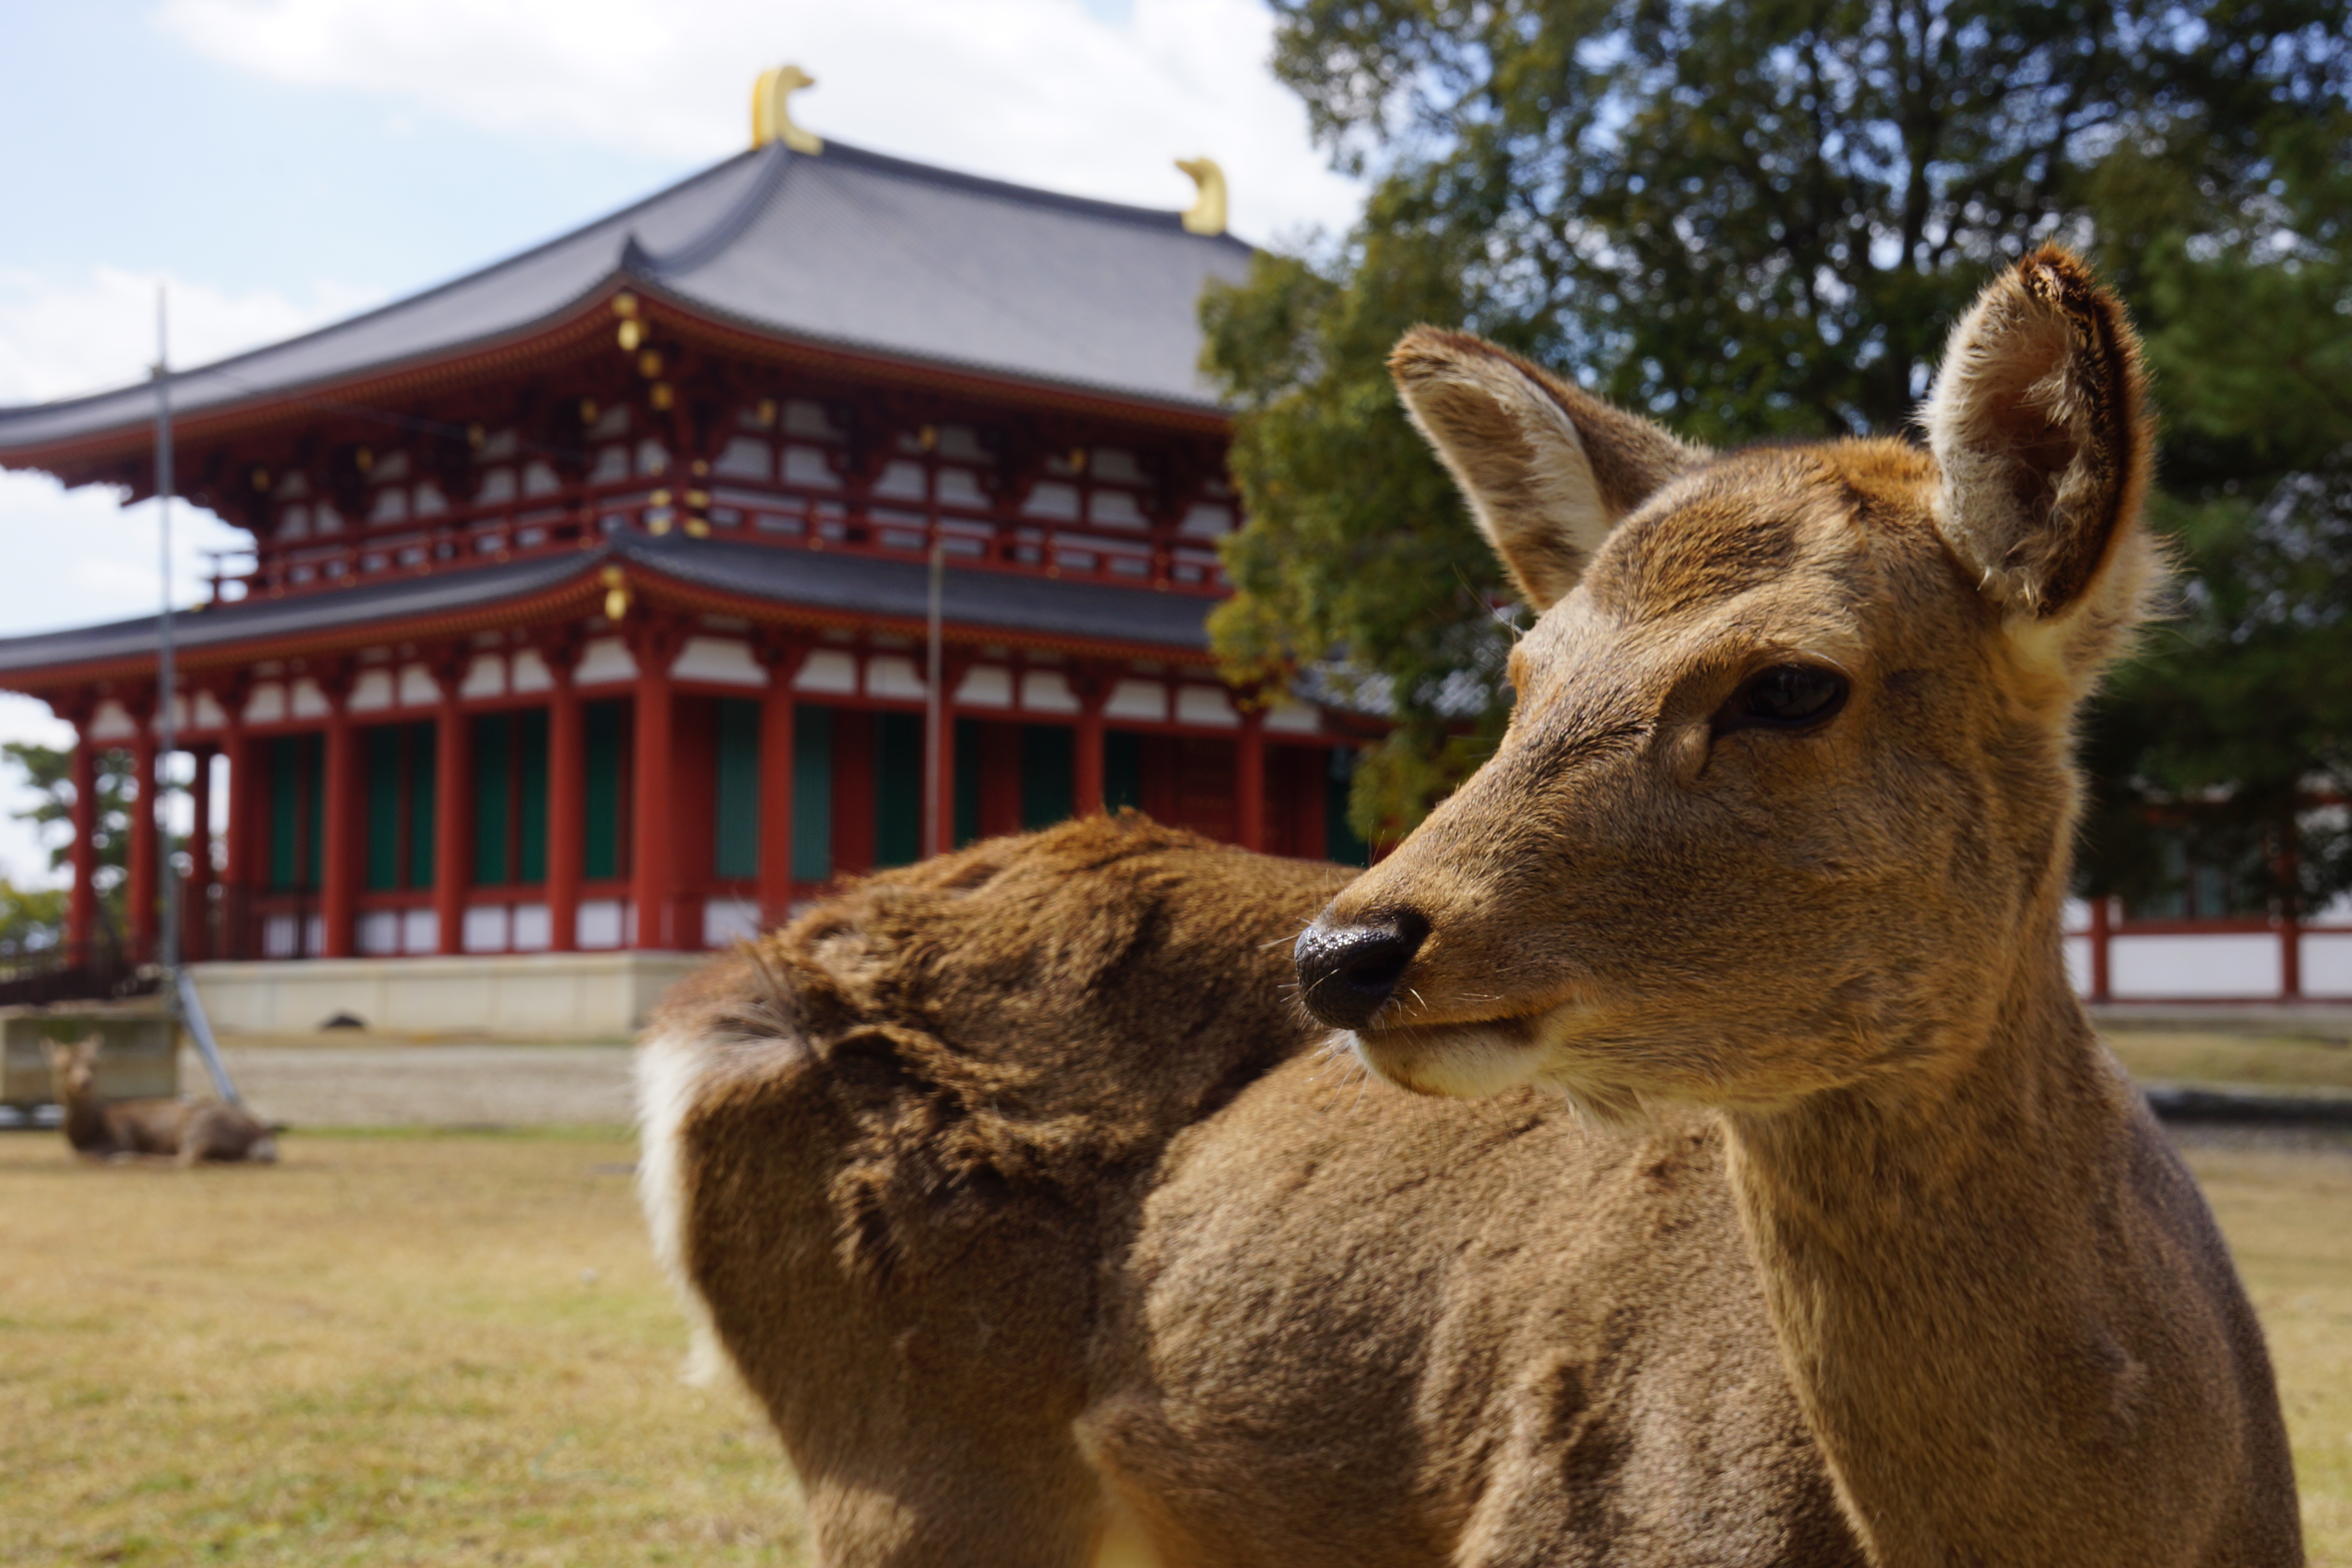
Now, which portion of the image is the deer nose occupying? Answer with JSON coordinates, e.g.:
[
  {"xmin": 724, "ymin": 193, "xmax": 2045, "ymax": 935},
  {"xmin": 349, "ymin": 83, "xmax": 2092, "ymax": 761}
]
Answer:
[{"xmin": 1295, "ymin": 911, "xmax": 1430, "ymax": 1031}]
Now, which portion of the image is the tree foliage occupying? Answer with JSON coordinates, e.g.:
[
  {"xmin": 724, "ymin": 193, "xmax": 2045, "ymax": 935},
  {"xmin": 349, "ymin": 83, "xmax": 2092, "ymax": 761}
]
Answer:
[
  {"xmin": 3, "ymin": 741, "xmax": 138, "ymax": 954},
  {"xmin": 1208, "ymin": 0, "xmax": 2352, "ymax": 869}
]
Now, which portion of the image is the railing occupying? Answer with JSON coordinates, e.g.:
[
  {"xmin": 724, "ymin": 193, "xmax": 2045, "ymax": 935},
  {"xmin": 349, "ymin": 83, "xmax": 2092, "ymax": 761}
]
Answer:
[
  {"xmin": 0, "ymin": 948, "xmax": 157, "ymax": 1007},
  {"xmin": 218, "ymin": 467, "xmax": 1234, "ymax": 605}
]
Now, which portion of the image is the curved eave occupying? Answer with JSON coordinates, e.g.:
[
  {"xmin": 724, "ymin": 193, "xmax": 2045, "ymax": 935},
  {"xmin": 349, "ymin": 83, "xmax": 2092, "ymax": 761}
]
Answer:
[
  {"xmin": 0, "ymin": 552, "xmax": 1216, "ymax": 702},
  {"xmin": 621, "ymin": 558, "xmax": 1218, "ymax": 669},
  {"xmin": 0, "ymin": 281, "xmax": 1234, "ymax": 490}
]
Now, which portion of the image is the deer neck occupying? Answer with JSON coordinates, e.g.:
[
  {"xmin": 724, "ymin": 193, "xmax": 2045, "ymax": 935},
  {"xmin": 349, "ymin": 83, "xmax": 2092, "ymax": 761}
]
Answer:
[
  {"xmin": 59, "ymin": 1086, "xmax": 111, "ymax": 1152},
  {"xmin": 1719, "ymin": 903, "xmax": 2215, "ymax": 1563}
]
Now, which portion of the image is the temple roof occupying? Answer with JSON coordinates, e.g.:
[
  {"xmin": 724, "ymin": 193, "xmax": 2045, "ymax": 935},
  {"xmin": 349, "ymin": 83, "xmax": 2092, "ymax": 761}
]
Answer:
[
  {"xmin": 0, "ymin": 533, "xmax": 1218, "ymax": 686},
  {"xmin": 0, "ymin": 139, "xmax": 1254, "ymax": 462}
]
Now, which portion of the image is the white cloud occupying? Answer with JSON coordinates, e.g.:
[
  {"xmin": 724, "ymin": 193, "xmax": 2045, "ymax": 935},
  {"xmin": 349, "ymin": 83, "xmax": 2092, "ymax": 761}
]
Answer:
[
  {"xmin": 156, "ymin": 0, "xmax": 1361, "ymax": 244},
  {"xmin": 0, "ymin": 265, "xmax": 384, "ymax": 407}
]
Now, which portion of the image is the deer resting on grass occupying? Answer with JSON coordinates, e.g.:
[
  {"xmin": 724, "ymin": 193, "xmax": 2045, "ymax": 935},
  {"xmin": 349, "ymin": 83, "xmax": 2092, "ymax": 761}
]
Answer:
[
  {"xmin": 639, "ymin": 249, "xmax": 2298, "ymax": 1566},
  {"xmin": 47, "ymin": 1035, "xmax": 279, "ymax": 1164}
]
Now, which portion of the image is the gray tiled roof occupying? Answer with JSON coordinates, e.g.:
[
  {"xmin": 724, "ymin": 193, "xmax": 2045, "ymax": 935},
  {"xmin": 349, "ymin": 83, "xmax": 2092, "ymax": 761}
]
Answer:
[
  {"xmin": 0, "ymin": 533, "xmax": 1216, "ymax": 680},
  {"xmin": 0, "ymin": 141, "xmax": 1253, "ymax": 457}
]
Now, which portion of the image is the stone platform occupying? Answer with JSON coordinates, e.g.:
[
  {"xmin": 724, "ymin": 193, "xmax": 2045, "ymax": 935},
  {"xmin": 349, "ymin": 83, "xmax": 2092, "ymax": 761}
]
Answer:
[{"xmin": 187, "ymin": 951, "xmax": 710, "ymax": 1042}]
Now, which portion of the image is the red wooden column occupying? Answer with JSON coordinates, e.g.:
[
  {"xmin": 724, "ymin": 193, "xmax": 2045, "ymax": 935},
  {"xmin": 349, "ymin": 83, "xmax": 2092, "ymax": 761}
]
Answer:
[
  {"xmin": 630, "ymin": 620, "xmax": 688, "ymax": 949},
  {"xmin": 1236, "ymin": 706, "xmax": 1267, "ymax": 852},
  {"xmin": 126, "ymin": 693, "xmax": 160, "ymax": 965},
  {"xmin": 926, "ymin": 652, "xmax": 974, "ymax": 858},
  {"xmin": 318, "ymin": 664, "xmax": 359, "ymax": 958},
  {"xmin": 2087, "ymin": 895, "xmax": 2112, "ymax": 1003},
  {"xmin": 431, "ymin": 649, "xmax": 473, "ymax": 955},
  {"xmin": 217, "ymin": 683, "xmax": 252, "ymax": 961},
  {"xmin": 1071, "ymin": 666, "xmax": 1110, "ymax": 817},
  {"xmin": 185, "ymin": 745, "xmax": 214, "ymax": 961},
  {"xmin": 755, "ymin": 635, "xmax": 810, "ymax": 927},
  {"xmin": 543, "ymin": 639, "xmax": 585, "ymax": 953},
  {"xmin": 66, "ymin": 716, "xmax": 99, "ymax": 965}
]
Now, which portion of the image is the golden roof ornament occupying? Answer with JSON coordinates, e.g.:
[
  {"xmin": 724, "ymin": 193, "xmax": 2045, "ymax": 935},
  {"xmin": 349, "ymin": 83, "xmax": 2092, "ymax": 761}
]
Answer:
[
  {"xmin": 752, "ymin": 65, "xmax": 822, "ymax": 154},
  {"xmin": 1176, "ymin": 156, "xmax": 1227, "ymax": 236}
]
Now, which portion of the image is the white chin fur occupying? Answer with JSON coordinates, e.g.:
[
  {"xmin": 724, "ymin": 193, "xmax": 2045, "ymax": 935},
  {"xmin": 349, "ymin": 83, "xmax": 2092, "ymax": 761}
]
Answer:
[{"xmin": 1352, "ymin": 1025, "xmax": 1545, "ymax": 1098}]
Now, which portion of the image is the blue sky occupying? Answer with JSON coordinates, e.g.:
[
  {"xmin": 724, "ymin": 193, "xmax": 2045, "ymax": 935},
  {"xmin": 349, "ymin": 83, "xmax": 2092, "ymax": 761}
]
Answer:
[{"xmin": 0, "ymin": 0, "xmax": 1361, "ymax": 884}]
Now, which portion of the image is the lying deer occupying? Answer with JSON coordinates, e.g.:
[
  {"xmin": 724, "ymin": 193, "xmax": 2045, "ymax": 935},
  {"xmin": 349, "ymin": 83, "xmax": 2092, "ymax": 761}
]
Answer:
[
  {"xmin": 47, "ymin": 1035, "xmax": 279, "ymax": 1164},
  {"xmin": 640, "ymin": 249, "xmax": 2298, "ymax": 1566}
]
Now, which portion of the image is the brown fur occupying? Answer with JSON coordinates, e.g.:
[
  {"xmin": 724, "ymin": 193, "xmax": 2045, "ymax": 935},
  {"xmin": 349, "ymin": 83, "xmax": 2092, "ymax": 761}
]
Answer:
[
  {"xmin": 1306, "ymin": 247, "xmax": 2299, "ymax": 1564},
  {"xmin": 46, "ymin": 1036, "xmax": 279, "ymax": 1165},
  {"xmin": 639, "ymin": 816, "xmax": 1863, "ymax": 1566}
]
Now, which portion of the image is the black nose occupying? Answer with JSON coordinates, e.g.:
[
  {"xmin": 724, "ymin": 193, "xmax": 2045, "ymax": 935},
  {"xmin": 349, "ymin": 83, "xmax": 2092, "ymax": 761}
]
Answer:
[{"xmin": 1294, "ymin": 911, "xmax": 1430, "ymax": 1031}]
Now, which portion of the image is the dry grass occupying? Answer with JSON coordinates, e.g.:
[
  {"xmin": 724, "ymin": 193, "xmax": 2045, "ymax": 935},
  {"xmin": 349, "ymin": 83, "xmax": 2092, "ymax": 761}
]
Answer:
[
  {"xmin": 2103, "ymin": 1028, "xmax": 2352, "ymax": 1095},
  {"xmin": 2, "ymin": 1124, "xmax": 2347, "ymax": 1565},
  {"xmin": 0, "ymin": 1130, "xmax": 803, "ymax": 1567}
]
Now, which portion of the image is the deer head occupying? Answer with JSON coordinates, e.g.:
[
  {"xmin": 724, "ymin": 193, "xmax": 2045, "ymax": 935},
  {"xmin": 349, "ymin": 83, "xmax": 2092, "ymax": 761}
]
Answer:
[{"xmin": 1296, "ymin": 247, "xmax": 2158, "ymax": 1117}]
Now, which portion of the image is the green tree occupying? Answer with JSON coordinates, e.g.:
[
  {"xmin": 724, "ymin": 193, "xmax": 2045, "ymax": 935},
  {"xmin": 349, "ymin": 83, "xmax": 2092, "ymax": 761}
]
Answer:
[
  {"xmin": 3, "ymin": 741, "xmax": 137, "ymax": 955},
  {"xmin": 1209, "ymin": 0, "xmax": 2352, "ymax": 849}
]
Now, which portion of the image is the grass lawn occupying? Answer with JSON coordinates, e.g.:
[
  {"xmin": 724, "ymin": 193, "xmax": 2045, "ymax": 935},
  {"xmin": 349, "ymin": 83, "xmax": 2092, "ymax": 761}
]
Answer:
[
  {"xmin": 2103, "ymin": 1028, "xmax": 2352, "ymax": 1096},
  {"xmin": 0, "ymin": 1130, "xmax": 802, "ymax": 1567},
  {"xmin": 2, "ymin": 1123, "xmax": 2346, "ymax": 1564}
]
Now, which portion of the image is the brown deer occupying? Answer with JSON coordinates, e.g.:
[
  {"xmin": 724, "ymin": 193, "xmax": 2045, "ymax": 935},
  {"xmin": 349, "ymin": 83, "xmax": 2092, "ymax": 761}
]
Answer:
[
  {"xmin": 1294, "ymin": 245, "xmax": 2301, "ymax": 1564},
  {"xmin": 47, "ymin": 1035, "xmax": 280, "ymax": 1164},
  {"xmin": 641, "ymin": 818, "xmax": 1862, "ymax": 1566},
  {"xmin": 638, "ymin": 249, "xmax": 2298, "ymax": 1567}
]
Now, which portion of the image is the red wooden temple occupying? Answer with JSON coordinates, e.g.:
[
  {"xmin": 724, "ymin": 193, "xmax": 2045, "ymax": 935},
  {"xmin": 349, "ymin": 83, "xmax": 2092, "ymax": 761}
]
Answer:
[{"xmin": 0, "ymin": 103, "xmax": 1364, "ymax": 1024}]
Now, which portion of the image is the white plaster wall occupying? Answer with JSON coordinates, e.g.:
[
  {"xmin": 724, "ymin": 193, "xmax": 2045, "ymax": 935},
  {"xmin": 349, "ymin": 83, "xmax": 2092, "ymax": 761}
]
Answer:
[
  {"xmin": 511, "ymin": 650, "xmax": 554, "ymax": 693},
  {"xmin": 2063, "ymin": 936, "xmax": 2092, "ymax": 996},
  {"xmin": 88, "ymin": 700, "xmax": 136, "ymax": 740},
  {"xmin": 290, "ymin": 679, "xmax": 330, "ymax": 719},
  {"xmin": 463, "ymin": 906, "xmax": 512, "ymax": 953},
  {"xmin": 349, "ymin": 670, "xmax": 396, "ymax": 712},
  {"xmin": 397, "ymin": 665, "xmax": 439, "ymax": 707},
  {"xmin": 245, "ymin": 683, "xmax": 287, "ymax": 723},
  {"xmin": 2109, "ymin": 933, "xmax": 2282, "ymax": 999},
  {"xmin": 401, "ymin": 909, "xmax": 438, "ymax": 954},
  {"xmin": 576, "ymin": 637, "xmax": 636, "ymax": 687},
  {"xmin": 191, "ymin": 692, "xmax": 228, "ymax": 729},
  {"xmin": 794, "ymin": 650, "xmax": 857, "ymax": 694},
  {"xmin": 2297, "ymin": 932, "xmax": 2352, "ymax": 996},
  {"xmin": 1022, "ymin": 670, "xmax": 1079, "ymax": 714},
  {"xmin": 675, "ymin": 637, "xmax": 764, "ymax": 688},
  {"xmin": 578, "ymin": 899, "xmax": 626, "ymax": 949},
  {"xmin": 1264, "ymin": 697, "xmax": 1321, "ymax": 735},
  {"xmin": 1105, "ymin": 680, "xmax": 1166, "ymax": 722},
  {"xmin": 869, "ymin": 655, "xmax": 925, "ymax": 699},
  {"xmin": 957, "ymin": 666, "xmax": 1013, "ymax": 708},
  {"xmin": 461, "ymin": 654, "xmax": 506, "ymax": 699},
  {"xmin": 1175, "ymin": 686, "xmax": 1239, "ymax": 728},
  {"xmin": 704, "ymin": 898, "xmax": 760, "ymax": 947},
  {"xmin": 512, "ymin": 904, "xmax": 552, "ymax": 951}
]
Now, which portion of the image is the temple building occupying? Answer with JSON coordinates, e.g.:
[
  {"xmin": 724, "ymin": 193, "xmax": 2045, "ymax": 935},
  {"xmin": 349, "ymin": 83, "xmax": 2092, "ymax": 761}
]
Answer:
[{"xmin": 0, "ymin": 76, "xmax": 1364, "ymax": 1031}]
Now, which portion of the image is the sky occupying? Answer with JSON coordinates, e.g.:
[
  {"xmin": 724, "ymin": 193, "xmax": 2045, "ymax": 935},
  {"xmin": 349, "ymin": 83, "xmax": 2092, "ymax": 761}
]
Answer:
[{"xmin": 0, "ymin": 0, "xmax": 1366, "ymax": 886}]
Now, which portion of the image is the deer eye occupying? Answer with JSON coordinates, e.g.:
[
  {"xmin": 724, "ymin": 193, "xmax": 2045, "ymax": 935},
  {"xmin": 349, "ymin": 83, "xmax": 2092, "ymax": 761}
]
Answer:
[{"xmin": 1725, "ymin": 664, "xmax": 1848, "ymax": 731}]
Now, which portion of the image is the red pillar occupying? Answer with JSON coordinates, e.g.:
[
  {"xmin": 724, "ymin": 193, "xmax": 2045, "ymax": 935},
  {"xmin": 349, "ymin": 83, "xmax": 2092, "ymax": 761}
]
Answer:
[
  {"xmin": 756, "ymin": 638, "xmax": 810, "ymax": 926},
  {"xmin": 127, "ymin": 700, "xmax": 159, "ymax": 965},
  {"xmin": 186, "ymin": 746, "xmax": 214, "ymax": 961},
  {"xmin": 67, "ymin": 725, "xmax": 98, "ymax": 965},
  {"xmin": 219, "ymin": 702, "xmax": 251, "ymax": 961},
  {"xmin": 1236, "ymin": 708, "xmax": 1267, "ymax": 852},
  {"xmin": 1072, "ymin": 668, "xmax": 1109, "ymax": 817},
  {"xmin": 319, "ymin": 667, "xmax": 359, "ymax": 958},
  {"xmin": 432, "ymin": 652, "xmax": 472, "ymax": 955},
  {"xmin": 2281, "ymin": 912, "xmax": 2302, "ymax": 1001},
  {"xmin": 2088, "ymin": 895, "xmax": 2112, "ymax": 1003},
  {"xmin": 630, "ymin": 622, "xmax": 686, "ymax": 948},
  {"xmin": 544, "ymin": 643, "xmax": 584, "ymax": 953}
]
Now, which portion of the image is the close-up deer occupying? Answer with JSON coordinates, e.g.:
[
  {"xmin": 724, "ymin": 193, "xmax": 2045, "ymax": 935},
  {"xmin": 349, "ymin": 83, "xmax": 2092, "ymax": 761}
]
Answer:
[{"xmin": 639, "ymin": 249, "xmax": 2302, "ymax": 1566}]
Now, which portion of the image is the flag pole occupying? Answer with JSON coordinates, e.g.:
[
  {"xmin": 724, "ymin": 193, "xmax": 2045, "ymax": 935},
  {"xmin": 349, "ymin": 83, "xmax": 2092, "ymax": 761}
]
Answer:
[{"xmin": 154, "ymin": 285, "xmax": 239, "ymax": 1104}]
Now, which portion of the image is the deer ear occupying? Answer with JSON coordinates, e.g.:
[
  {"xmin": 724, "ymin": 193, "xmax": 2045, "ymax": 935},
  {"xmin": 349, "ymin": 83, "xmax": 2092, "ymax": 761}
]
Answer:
[
  {"xmin": 1390, "ymin": 328, "xmax": 1704, "ymax": 612},
  {"xmin": 1924, "ymin": 247, "xmax": 2154, "ymax": 620}
]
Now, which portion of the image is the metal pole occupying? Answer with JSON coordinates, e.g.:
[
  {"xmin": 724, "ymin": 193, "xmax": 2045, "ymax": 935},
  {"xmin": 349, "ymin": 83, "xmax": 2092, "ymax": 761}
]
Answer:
[
  {"xmin": 924, "ymin": 536, "xmax": 945, "ymax": 859},
  {"xmin": 154, "ymin": 287, "xmax": 179, "ymax": 989},
  {"xmin": 152, "ymin": 287, "xmax": 240, "ymax": 1104}
]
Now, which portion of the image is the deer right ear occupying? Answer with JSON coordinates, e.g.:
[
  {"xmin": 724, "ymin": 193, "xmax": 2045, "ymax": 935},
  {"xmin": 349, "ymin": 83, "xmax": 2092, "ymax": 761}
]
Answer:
[
  {"xmin": 1924, "ymin": 247, "xmax": 2154, "ymax": 622},
  {"xmin": 1390, "ymin": 328, "xmax": 1704, "ymax": 612}
]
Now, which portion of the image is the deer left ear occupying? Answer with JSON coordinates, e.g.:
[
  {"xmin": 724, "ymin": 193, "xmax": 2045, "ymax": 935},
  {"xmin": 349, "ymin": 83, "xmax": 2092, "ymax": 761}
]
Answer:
[{"xmin": 1924, "ymin": 247, "xmax": 2154, "ymax": 621}]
